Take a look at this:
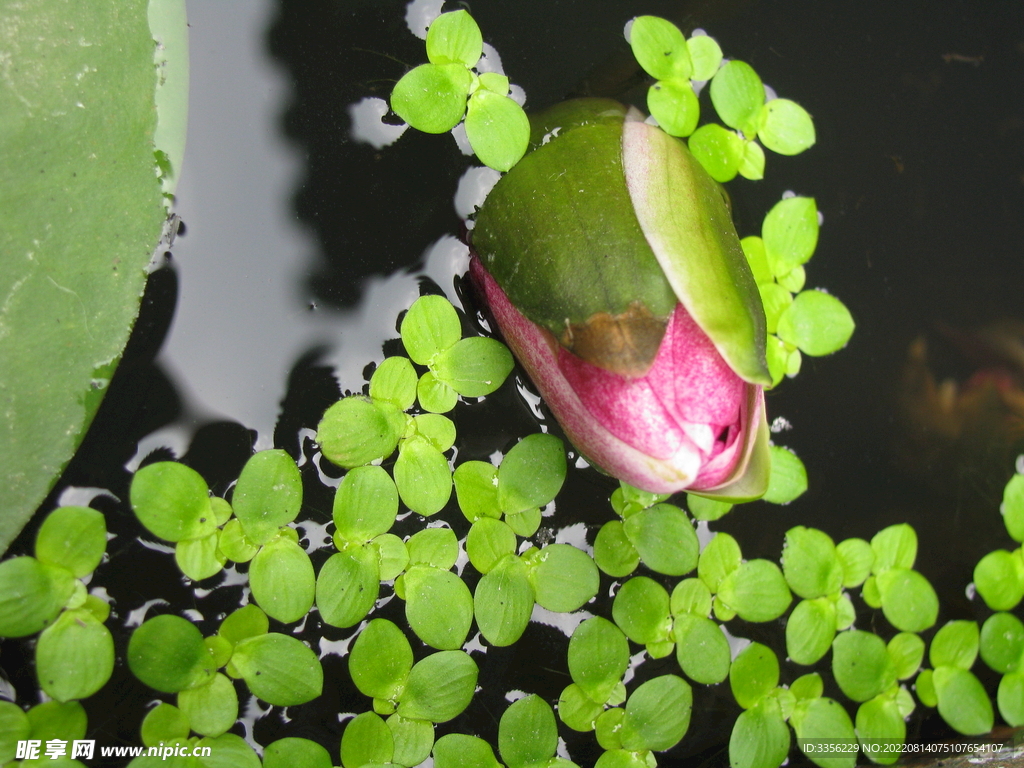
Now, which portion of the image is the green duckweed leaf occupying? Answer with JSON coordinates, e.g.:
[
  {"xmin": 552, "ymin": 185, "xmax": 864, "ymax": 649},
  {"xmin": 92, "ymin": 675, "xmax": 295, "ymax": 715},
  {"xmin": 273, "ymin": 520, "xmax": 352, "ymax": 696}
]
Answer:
[
  {"xmin": 341, "ymin": 712, "xmax": 393, "ymax": 768},
  {"xmin": 980, "ymin": 612, "xmax": 1024, "ymax": 674},
  {"xmin": 474, "ymin": 554, "xmax": 534, "ymax": 646},
  {"xmin": 686, "ymin": 493, "xmax": 732, "ymax": 522},
  {"xmin": 232, "ymin": 449, "xmax": 302, "ymax": 545},
  {"xmin": 316, "ymin": 546, "xmax": 379, "ymax": 628},
  {"xmin": 974, "ymin": 549, "xmax": 1024, "ymax": 611},
  {"xmin": 871, "ymin": 525, "xmax": 917, "ymax": 571},
  {"xmin": 36, "ymin": 608, "xmax": 114, "ymax": 702},
  {"xmin": 498, "ymin": 433, "xmax": 566, "ymax": 515},
  {"xmin": 25, "ymin": 700, "xmax": 87, "ymax": 743},
  {"xmin": 403, "ymin": 565, "xmax": 473, "ymax": 650},
  {"xmin": 387, "ymin": 714, "xmax": 435, "ymax": 768},
  {"xmin": 674, "ymin": 614, "xmax": 730, "ymax": 684},
  {"xmin": 710, "ymin": 60, "xmax": 763, "ymax": 135},
  {"xmin": 612, "ymin": 576, "xmax": 671, "ymax": 646},
  {"xmin": 196, "ymin": 733, "xmax": 262, "ymax": 768},
  {"xmin": 411, "ymin": 413, "xmax": 457, "ymax": 452},
  {"xmin": 317, "ymin": 396, "xmax": 405, "ymax": 469},
  {"xmin": 465, "ymin": 90, "xmax": 530, "ymax": 173},
  {"xmin": 499, "ymin": 694, "xmax": 558, "ymax": 767},
  {"xmin": 629, "ymin": 16, "xmax": 691, "ymax": 81},
  {"xmin": 175, "ymin": 531, "xmax": 226, "ymax": 581},
  {"xmin": 738, "ymin": 138, "xmax": 766, "ymax": 180},
  {"xmin": 718, "ymin": 559, "xmax": 792, "ymax": 622},
  {"xmin": 401, "ymin": 295, "xmax": 461, "ymax": 365},
  {"xmin": 698, "ymin": 531, "xmax": 742, "ymax": 593},
  {"xmin": 792, "ymin": 697, "xmax": 857, "ymax": 768},
  {"xmin": 394, "ymin": 436, "xmax": 452, "ymax": 516},
  {"xmin": 417, "ymin": 370, "xmax": 459, "ymax": 413},
  {"xmin": 433, "ymin": 336, "xmax": 515, "ymax": 397},
  {"xmin": 128, "ymin": 614, "xmax": 210, "ymax": 693},
  {"xmin": 177, "ymin": 672, "xmax": 237, "ymax": 738},
  {"xmin": 454, "ymin": 460, "xmax": 501, "ymax": 522},
  {"xmin": 204, "ymin": 635, "xmax": 233, "ymax": 669},
  {"xmin": 594, "ymin": 520, "xmax": 640, "ymax": 578},
  {"xmin": 782, "ymin": 526, "xmax": 842, "ymax": 599},
  {"xmin": 568, "ymin": 617, "xmax": 630, "ymax": 705},
  {"xmin": 758, "ymin": 283, "xmax": 793, "ymax": 336},
  {"xmin": 130, "ymin": 462, "xmax": 215, "ymax": 543},
  {"xmin": 761, "ymin": 196, "xmax": 818, "ymax": 277},
  {"xmin": 218, "ymin": 605, "xmax": 268, "ymax": 646},
  {"xmin": 786, "ymin": 598, "xmax": 837, "ymax": 666},
  {"xmin": 932, "ymin": 666, "xmax": 993, "ymax": 735},
  {"xmin": 594, "ymin": 707, "xmax": 626, "ymax": 751},
  {"xmin": 875, "ymin": 567, "xmax": 938, "ymax": 633},
  {"xmin": 887, "ymin": 633, "xmax": 925, "ymax": 680},
  {"xmin": 0, "ymin": 701, "xmax": 30, "ymax": 764},
  {"xmin": 741, "ymin": 236, "xmax": 772, "ymax": 284},
  {"xmin": 466, "ymin": 517, "xmax": 517, "ymax": 574},
  {"xmin": 776, "ymin": 291, "xmax": 854, "ymax": 357},
  {"xmin": 687, "ymin": 34, "xmax": 723, "ymax": 80},
  {"xmin": 558, "ymin": 683, "xmax": 605, "ymax": 731},
  {"xmin": 687, "ymin": 123, "xmax": 743, "ymax": 182},
  {"xmin": 730, "ymin": 642, "xmax": 779, "ymax": 710},
  {"xmin": 791, "ymin": 674, "xmax": 824, "ymax": 702},
  {"xmin": 1004, "ymin": 474, "xmax": 1024, "ymax": 541},
  {"xmin": 0, "ymin": 556, "xmax": 74, "ymax": 637},
  {"xmin": 407, "ymin": 526, "xmax": 459, "ymax": 570},
  {"xmin": 998, "ymin": 672, "xmax": 1024, "ymax": 727},
  {"xmin": 391, "ymin": 62, "xmax": 472, "ymax": 134},
  {"xmin": 263, "ymin": 737, "xmax": 333, "ymax": 768},
  {"xmin": 334, "ymin": 465, "xmax": 399, "ymax": 544},
  {"xmin": 527, "ymin": 543, "xmax": 599, "ymax": 612},
  {"xmin": 218, "ymin": 518, "xmax": 259, "ymax": 563},
  {"xmin": 832, "ymin": 631, "xmax": 896, "ymax": 703},
  {"xmin": 762, "ymin": 446, "xmax": 808, "ymax": 504},
  {"xmin": 623, "ymin": 503, "xmax": 698, "ymax": 577},
  {"xmin": 231, "ymin": 633, "xmax": 322, "ymax": 706},
  {"xmin": 425, "ymin": 10, "xmax": 482, "ymax": 67},
  {"xmin": 397, "ymin": 651, "xmax": 478, "ymax": 723},
  {"xmin": 249, "ymin": 536, "xmax": 315, "ymax": 624},
  {"xmin": 371, "ymin": 532, "xmax": 409, "ymax": 581},
  {"xmin": 670, "ymin": 577, "xmax": 713, "ymax": 618},
  {"xmin": 729, "ymin": 697, "xmax": 791, "ymax": 768},
  {"xmin": 759, "ymin": 99, "xmax": 815, "ymax": 156},
  {"xmin": 647, "ymin": 80, "xmax": 699, "ymax": 138},
  {"xmin": 34, "ymin": 506, "xmax": 106, "ymax": 578},
  {"xmin": 140, "ymin": 703, "xmax": 190, "ymax": 749},
  {"xmin": 432, "ymin": 734, "xmax": 502, "ymax": 768},
  {"xmin": 854, "ymin": 695, "xmax": 904, "ymax": 765},
  {"xmin": 349, "ymin": 618, "xmax": 413, "ymax": 702},
  {"xmin": 836, "ymin": 538, "xmax": 873, "ymax": 588},
  {"xmin": 369, "ymin": 356, "xmax": 418, "ymax": 412},
  {"xmin": 915, "ymin": 668, "xmax": 937, "ymax": 708},
  {"xmin": 930, "ymin": 621, "xmax": 979, "ymax": 670},
  {"xmin": 620, "ymin": 675, "xmax": 692, "ymax": 752}
]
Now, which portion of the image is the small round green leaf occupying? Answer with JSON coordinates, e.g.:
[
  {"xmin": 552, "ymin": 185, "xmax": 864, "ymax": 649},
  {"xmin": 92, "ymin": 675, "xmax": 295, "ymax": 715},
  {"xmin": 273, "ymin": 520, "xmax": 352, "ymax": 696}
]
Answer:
[
  {"xmin": 686, "ymin": 493, "xmax": 732, "ymax": 522},
  {"xmin": 454, "ymin": 460, "xmax": 500, "ymax": 522},
  {"xmin": 793, "ymin": 697, "xmax": 856, "ymax": 768},
  {"xmin": 474, "ymin": 554, "xmax": 534, "ymax": 646},
  {"xmin": 761, "ymin": 196, "xmax": 819, "ymax": 276},
  {"xmin": 612, "ymin": 576, "xmax": 671, "ymax": 645},
  {"xmin": 718, "ymin": 559, "xmax": 792, "ymax": 622},
  {"xmin": 497, "ymin": 433, "xmax": 567, "ymax": 515},
  {"xmin": 403, "ymin": 565, "xmax": 473, "ymax": 650},
  {"xmin": 418, "ymin": 370, "xmax": 459, "ymax": 413},
  {"xmin": 391, "ymin": 63, "xmax": 472, "ymax": 134},
  {"xmin": 425, "ymin": 10, "xmax": 482, "ymax": 67},
  {"xmin": 264, "ymin": 737, "xmax": 333, "ymax": 768},
  {"xmin": 394, "ymin": 437, "xmax": 452, "ymax": 516},
  {"xmin": 629, "ymin": 16, "xmax": 691, "ymax": 81},
  {"xmin": 249, "ymin": 536, "xmax": 315, "ymax": 624},
  {"xmin": 782, "ymin": 526, "xmax": 842, "ymax": 599},
  {"xmin": 371, "ymin": 532, "xmax": 410, "ymax": 581},
  {"xmin": 594, "ymin": 520, "xmax": 640, "ymax": 578},
  {"xmin": 387, "ymin": 714, "xmax": 435, "ymax": 768},
  {"xmin": 698, "ymin": 532, "xmax": 742, "ymax": 593},
  {"xmin": 876, "ymin": 567, "xmax": 938, "ymax": 633},
  {"xmin": 854, "ymin": 696, "xmax": 904, "ymax": 765},
  {"xmin": 128, "ymin": 614, "xmax": 209, "ymax": 693},
  {"xmin": 177, "ymin": 672, "xmax": 238, "ymax": 737},
  {"xmin": 465, "ymin": 91, "xmax": 530, "ymax": 173},
  {"xmin": 709, "ymin": 60, "xmax": 764, "ymax": 135},
  {"xmin": 0, "ymin": 556, "xmax": 74, "ymax": 637},
  {"xmin": 674, "ymin": 614, "xmax": 730, "ymax": 684},
  {"xmin": 499, "ymin": 694, "xmax": 558, "ymax": 767},
  {"xmin": 218, "ymin": 518, "xmax": 259, "ymax": 563},
  {"xmin": 1003, "ymin": 474, "xmax": 1024, "ymax": 542},
  {"xmin": 406, "ymin": 526, "xmax": 459, "ymax": 570},
  {"xmin": 933, "ymin": 666, "xmax": 993, "ymax": 735},
  {"xmin": 759, "ymin": 98, "xmax": 815, "ymax": 156},
  {"xmin": 317, "ymin": 396, "xmax": 405, "ymax": 469},
  {"xmin": 831, "ymin": 631, "xmax": 896, "ymax": 703},
  {"xmin": 929, "ymin": 620, "xmax": 979, "ymax": 670},
  {"xmin": 316, "ymin": 546, "xmax": 379, "ymax": 628},
  {"xmin": 647, "ymin": 80, "xmax": 699, "ymax": 138},
  {"xmin": 232, "ymin": 449, "xmax": 302, "ymax": 545},
  {"xmin": 397, "ymin": 651, "xmax": 478, "ymax": 723},
  {"xmin": 670, "ymin": 577, "xmax": 713, "ymax": 618},
  {"xmin": 433, "ymin": 734, "xmax": 501, "ymax": 768},
  {"xmin": 433, "ymin": 336, "xmax": 514, "ymax": 398},
  {"xmin": 870, "ymin": 524, "xmax": 917, "ymax": 571},
  {"xmin": 623, "ymin": 503, "xmax": 698, "ymax": 577},
  {"xmin": 527, "ymin": 543, "xmax": 599, "ymax": 612},
  {"xmin": 730, "ymin": 642, "xmax": 779, "ymax": 710},
  {"xmin": 412, "ymin": 413, "xmax": 457, "ymax": 452},
  {"xmin": 687, "ymin": 34, "xmax": 723, "ymax": 80},
  {"xmin": 974, "ymin": 549, "xmax": 1024, "ymax": 611},
  {"xmin": 175, "ymin": 531, "xmax": 226, "ymax": 581},
  {"xmin": 738, "ymin": 138, "xmax": 766, "ymax": 180},
  {"xmin": 140, "ymin": 703, "xmax": 190, "ymax": 749},
  {"xmin": 130, "ymin": 461, "xmax": 215, "ymax": 543},
  {"xmin": 36, "ymin": 608, "xmax": 114, "ymax": 701},
  {"xmin": 466, "ymin": 517, "xmax": 517, "ymax": 574},
  {"xmin": 334, "ymin": 465, "xmax": 399, "ymax": 544},
  {"xmin": 568, "ymin": 617, "xmax": 630, "ymax": 705},
  {"xmin": 219, "ymin": 605, "xmax": 269, "ymax": 646},
  {"xmin": 401, "ymin": 295, "xmax": 461, "ymax": 364},
  {"xmin": 997, "ymin": 672, "xmax": 1024, "ymax": 727},
  {"xmin": 34, "ymin": 506, "xmax": 106, "ymax": 577},
  {"xmin": 349, "ymin": 618, "xmax": 413, "ymax": 701},
  {"xmin": 776, "ymin": 291, "xmax": 855, "ymax": 357},
  {"xmin": 887, "ymin": 633, "xmax": 925, "ymax": 681},
  {"xmin": 231, "ymin": 633, "xmax": 322, "ymax": 706},
  {"xmin": 980, "ymin": 612, "xmax": 1024, "ymax": 674},
  {"xmin": 836, "ymin": 538, "xmax": 874, "ymax": 588},
  {"xmin": 558, "ymin": 683, "xmax": 605, "ymax": 731},
  {"xmin": 729, "ymin": 697, "xmax": 790, "ymax": 768},
  {"xmin": 620, "ymin": 675, "xmax": 692, "ymax": 752},
  {"xmin": 0, "ymin": 701, "xmax": 30, "ymax": 764},
  {"xmin": 763, "ymin": 445, "xmax": 808, "ymax": 505},
  {"xmin": 786, "ymin": 598, "xmax": 837, "ymax": 666},
  {"xmin": 687, "ymin": 123, "xmax": 743, "ymax": 182},
  {"xmin": 341, "ymin": 711, "xmax": 394, "ymax": 768}
]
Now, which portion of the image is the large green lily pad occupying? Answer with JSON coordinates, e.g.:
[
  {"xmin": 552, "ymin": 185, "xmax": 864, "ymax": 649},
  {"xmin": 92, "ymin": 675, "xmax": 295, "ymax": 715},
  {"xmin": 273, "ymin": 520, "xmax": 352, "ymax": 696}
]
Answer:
[{"xmin": 0, "ymin": 0, "xmax": 188, "ymax": 553}]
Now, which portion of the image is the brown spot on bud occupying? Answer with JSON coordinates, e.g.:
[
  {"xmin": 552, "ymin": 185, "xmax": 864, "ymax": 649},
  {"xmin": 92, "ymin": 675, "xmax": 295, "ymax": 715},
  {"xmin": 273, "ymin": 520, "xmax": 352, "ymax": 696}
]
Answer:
[{"xmin": 560, "ymin": 301, "xmax": 668, "ymax": 377}]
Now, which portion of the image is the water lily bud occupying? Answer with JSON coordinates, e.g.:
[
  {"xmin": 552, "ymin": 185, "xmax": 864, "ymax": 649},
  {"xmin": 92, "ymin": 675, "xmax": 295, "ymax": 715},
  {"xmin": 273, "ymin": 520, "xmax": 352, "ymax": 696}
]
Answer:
[{"xmin": 471, "ymin": 99, "xmax": 771, "ymax": 499}]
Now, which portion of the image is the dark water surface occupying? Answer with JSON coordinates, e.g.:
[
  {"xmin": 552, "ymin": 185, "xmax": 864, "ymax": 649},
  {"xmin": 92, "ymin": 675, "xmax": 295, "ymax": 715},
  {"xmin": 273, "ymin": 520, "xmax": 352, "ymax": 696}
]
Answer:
[{"xmin": 4, "ymin": 0, "xmax": 1024, "ymax": 765}]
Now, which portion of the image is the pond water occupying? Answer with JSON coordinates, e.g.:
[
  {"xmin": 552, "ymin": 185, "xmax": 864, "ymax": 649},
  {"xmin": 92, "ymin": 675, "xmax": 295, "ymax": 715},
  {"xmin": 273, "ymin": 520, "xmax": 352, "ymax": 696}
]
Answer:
[{"xmin": 4, "ymin": 0, "xmax": 1024, "ymax": 765}]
